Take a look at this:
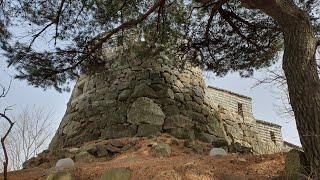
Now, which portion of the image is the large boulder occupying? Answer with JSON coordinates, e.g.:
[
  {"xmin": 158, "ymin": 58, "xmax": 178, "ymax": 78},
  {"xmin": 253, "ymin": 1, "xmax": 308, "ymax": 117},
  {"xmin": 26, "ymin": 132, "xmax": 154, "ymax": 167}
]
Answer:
[
  {"xmin": 209, "ymin": 148, "xmax": 227, "ymax": 156},
  {"xmin": 151, "ymin": 143, "xmax": 172, "ymax": 157},
  {"xmin": 127, "ymin": 97, "xmax": 165, "ymax": 125},
  {"xmin": 55, "ymin": 158, "xmax": 74, "ymax": 170}
]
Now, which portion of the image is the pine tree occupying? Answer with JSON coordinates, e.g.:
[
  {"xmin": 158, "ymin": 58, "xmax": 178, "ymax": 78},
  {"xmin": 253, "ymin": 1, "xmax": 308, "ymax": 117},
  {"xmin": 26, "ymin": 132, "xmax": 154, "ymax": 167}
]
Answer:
[{"xmin": 1, "ymin": 0, "xmax": 319, "ymax": 176}]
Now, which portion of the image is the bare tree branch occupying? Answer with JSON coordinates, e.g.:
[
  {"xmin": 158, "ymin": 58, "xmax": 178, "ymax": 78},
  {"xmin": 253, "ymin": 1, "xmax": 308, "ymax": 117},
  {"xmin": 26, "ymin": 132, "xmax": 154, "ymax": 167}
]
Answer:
[
  {"xmin": 27, "ymin": 22, "xmax": 55, "ymax": 50},
  {"xmin": 0, "ymin": 83, "xmax": 14, "ymax": 180},
  {"xmin": 0, "ymin": 79, "xmax": 11, "ymax": 98}
]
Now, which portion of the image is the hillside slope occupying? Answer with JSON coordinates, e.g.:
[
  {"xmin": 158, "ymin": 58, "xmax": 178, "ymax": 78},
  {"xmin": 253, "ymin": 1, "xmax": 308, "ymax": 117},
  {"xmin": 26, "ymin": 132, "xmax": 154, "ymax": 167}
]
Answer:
[{"xmin": 1, "ymin": 134, "xmax": 286, "ymax": 180}]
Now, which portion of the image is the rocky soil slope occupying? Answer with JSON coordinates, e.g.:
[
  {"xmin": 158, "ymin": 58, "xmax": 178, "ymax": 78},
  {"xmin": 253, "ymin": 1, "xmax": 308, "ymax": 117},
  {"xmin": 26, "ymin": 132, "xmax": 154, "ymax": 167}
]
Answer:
[{"xmin": 1, "ymin": 134, "xmax": 288, "ymax": 180}]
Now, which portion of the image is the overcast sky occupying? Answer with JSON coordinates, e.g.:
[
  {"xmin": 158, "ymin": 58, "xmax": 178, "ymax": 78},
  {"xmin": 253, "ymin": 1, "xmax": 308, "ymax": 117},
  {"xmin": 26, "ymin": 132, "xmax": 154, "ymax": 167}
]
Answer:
[{"xmin": 0, "ymin": 59, "xmax": 300, "ymax": 146}]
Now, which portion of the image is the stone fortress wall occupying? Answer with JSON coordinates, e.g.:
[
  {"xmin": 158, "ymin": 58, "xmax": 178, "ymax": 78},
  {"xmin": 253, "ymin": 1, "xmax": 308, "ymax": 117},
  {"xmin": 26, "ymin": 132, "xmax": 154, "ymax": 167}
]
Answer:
[
  {"xmin": 206, "ymin": 86, "xmax": 285, "ymax": 153},
  {"xmin": 256, "ymin": 120, "xmax": 283, "ymax": 145},
  {"xmin": 49, "ymin": 46, "xmax": 290, "ymax": 154},
  {"xmin": 49, "ymin": 47, "xmax": 227, "ymax": 150},
  {"xmin": 206, "ymin": 87, "xmax": 253, "ymax": 120}
]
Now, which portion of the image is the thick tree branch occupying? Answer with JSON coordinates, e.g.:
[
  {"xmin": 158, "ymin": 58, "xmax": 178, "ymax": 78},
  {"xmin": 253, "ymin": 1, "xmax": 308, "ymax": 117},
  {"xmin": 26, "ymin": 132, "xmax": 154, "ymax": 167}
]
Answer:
[
  {"xmin": 317, "ymin": 38, "xmax": 320, "ymax": 48},
  {"xmin": 204, "ymin": 0, "xmax": 229, "ymax": 42},
  {"xmin": 218, "ymin": 8, "xmax": 260, "ymax": 48},
  {"xmin": 41, "ymin": 0, "xmax": 165, "ymax": 79},
  {"xmin": 54, "ymin": 0, "xmax": 66, "ymax": 46}
]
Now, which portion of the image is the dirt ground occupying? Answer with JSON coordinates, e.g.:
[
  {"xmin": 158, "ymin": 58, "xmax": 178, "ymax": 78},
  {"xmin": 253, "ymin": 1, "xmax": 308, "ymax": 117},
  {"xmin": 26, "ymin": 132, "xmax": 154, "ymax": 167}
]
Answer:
[{"xmin": 1, "ymin": 135, "xmax": 287, "ymax": 180}]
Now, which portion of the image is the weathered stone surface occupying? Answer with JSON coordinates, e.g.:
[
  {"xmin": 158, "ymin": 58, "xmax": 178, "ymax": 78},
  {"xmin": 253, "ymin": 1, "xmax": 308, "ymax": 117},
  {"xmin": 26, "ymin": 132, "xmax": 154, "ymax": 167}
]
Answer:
[
  {"xmin": 151, "ymin": 143, "xmax": 172, "ymax": 157},
  {"xmin": 118, "ymin": 89, "xmax": 132, "ymax": 101},
  {"xmin": 127, "ymin": 97, "xmax": 165, "ymax": 125},
  {"xmin": 86, "ymin": 144, "xmax": 109, "ymax": 157},
  {"xmin": 168, "ymin": 128, "xmax": 195, "ymax": 140},
  {"xmin": 184, "ymin": 140, "xmax": 203, "ymax": 154},
  {"xmin": 163, "ymin": 115, "xmax": 193, "ymax": 129},
  {"xmin": 131, "ymin": 84, "xmax": 157, "ymax": 98},
  {"xmin": 100, "ymin": 168, "xmax": 132, "ymax": 180},
  {"xmin": 137, "ymin": 124, "xmax": 162, "ymax": 137},
  {"xmin": 62, "ymin": 121, "xmax": 81, "ymax": 138},
  {"xmin": 55, "ymin": 158, "xmax": 74, "ymax": 169},
  {"xmin": 105, "ymin": 144, "xmax": 122, "ymax": 153},
  {"xmin": 48, "ymin": 47, "xmax": 285, "ymax": 156},
  {"xmin": 195, "ymin": 132, "xmax": 216, "ymax": 144},
  {"xmin": 101, "ymin": 124, "xmax": 137, "ymax": 139},
  {"xmin": 75, "ymin": 151, "xmax": 95, "ymax": 163},
  {"xmin": 212, "ymin": 138, "xmax": 229, "ymax": 148},
  {"xmin": 285, "ymin": 149, "xmax": 310, "ymax": 179},
  {"xmin": 209, "ymin": 148, "xmax": 228, "ymax": 156},
  {"xmin": 110, "ymin": 139, "xmax": 125, "ymax": 148}
]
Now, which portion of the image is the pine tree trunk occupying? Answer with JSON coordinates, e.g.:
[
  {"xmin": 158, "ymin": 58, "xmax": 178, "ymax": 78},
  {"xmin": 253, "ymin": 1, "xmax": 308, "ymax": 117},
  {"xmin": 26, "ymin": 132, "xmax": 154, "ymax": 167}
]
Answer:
[
  {"xmin": 241, "ymin": 0, "xmax": 320, "ymax": 176},
  {"xmin": 281, "ymin": 18, "xmax": 320, "ymax": 177}
]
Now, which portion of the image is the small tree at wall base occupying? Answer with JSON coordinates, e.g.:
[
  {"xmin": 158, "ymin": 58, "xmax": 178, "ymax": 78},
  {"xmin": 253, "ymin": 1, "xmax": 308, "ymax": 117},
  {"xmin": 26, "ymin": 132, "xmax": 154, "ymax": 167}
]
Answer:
[
  {"xmin": 0, "ymin": 106, "xmax": 55, "ymax": 171},
  {"xmin": 0, "ymin": 82, "xmax": 14, "ymax": 180},
  {"xmin": 0, "ymin": 0, "xmax": 319, "ymax": 176}
]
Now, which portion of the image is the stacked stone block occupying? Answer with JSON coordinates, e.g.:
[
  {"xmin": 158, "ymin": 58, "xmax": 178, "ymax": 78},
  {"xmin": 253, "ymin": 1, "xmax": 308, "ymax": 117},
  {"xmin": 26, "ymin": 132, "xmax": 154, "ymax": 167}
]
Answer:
[
  {"xmin": 206, "ymin": 87, "xmax": 252, "ymax": 119},
  {"xmin": 49, "ymin": 47, "xmax": 285, "ymax": 155},
  {"xmin": 206, "ymin": 86, "xmax": 284, "ymax": 154},
  {"xmin": 49, "ymin": 48, "xmax": 226, "ymax": 149},
  {"xmin": 256, "ymin": 120, "xmax": 283, "ymax": 144}
]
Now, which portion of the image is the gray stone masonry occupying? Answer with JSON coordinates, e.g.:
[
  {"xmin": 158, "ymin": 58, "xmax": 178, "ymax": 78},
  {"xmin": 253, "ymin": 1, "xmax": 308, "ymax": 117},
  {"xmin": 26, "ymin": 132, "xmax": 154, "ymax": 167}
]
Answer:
[
  {"xmin": 49, "ymin": 46, "xmax": 287, "ymax": 154},
  {"xmin": 206, "ymin": 86, "xmax": 285, "ymax": 154}
]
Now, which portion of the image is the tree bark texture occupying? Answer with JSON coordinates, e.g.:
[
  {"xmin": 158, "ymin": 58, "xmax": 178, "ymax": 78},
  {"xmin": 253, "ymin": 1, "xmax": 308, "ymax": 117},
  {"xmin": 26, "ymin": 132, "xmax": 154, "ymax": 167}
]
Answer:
[{"xmin": 241, "ymin": 0, "xmax": 320, "ymax": 176}]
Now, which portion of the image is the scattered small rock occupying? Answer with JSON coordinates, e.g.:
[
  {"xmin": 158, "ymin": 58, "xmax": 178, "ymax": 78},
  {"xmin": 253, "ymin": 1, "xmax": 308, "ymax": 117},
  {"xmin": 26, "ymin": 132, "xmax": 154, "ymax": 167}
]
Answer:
[
  {"xmin": 110, "ymin": 139, "xmax": 125, "ymax": 148},
  {"xmin": 184, "ymin": 140, "xmax": 203, "ymax": 154},
  {"xmin": 75, "ymin": 151, "xmax": 95, "ymax": 163},
  {"xmin": 106, "ymin": 144, "xmax": 122, "ymax": 153},
  {"xmin": 212, "ymin": 138, "xmax": 229, "ymax": 148},
  {"xmin": 209, "ymin": 148, "xmax": 227, "ymax": 156},
  {"xmin": 84, "ymin": 144, "xmax": 110, "ymax": 157},
  {"xmin": 184, "ymin": 140, "xmax": 194, "ymax": 148},
  {"xmin": 100, "ymin": 168, "xmax": 132, "ymax": 180},
  {"xmin": 169, "ymin": 137, "xmax": 179, "ymax": 146},
  {"xmin": 151, "ymin": 143, "xmax": 171, "ymax": 157},
  {"xmin": 121, "ymin": 144, "xmax": 132, "ymax": 152},
  {"xmin": 55, "ymin": 158, "xmax": 74, "ymax": 170}
]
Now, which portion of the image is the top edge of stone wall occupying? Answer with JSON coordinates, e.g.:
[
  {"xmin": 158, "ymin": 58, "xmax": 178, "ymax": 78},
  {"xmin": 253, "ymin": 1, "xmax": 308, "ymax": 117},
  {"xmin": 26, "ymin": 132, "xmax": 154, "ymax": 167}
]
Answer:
[
  {"xmin": 256, "ymin": 119, "xmax": 282, "ymax": 128},
  {"xmin": 207, "ymin": 86, "xmax": 252, "ymax": 100}
]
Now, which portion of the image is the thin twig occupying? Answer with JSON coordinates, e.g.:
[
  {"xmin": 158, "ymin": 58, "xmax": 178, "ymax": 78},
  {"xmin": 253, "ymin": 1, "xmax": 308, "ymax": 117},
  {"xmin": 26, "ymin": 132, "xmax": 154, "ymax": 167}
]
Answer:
[{"xmin": 54, "ymin": 0, "xmax": 66, "ymax": 46}]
